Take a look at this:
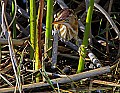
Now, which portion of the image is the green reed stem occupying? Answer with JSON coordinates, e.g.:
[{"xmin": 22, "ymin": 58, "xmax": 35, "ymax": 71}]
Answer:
[
  {"xmin": 30, "ymin": 0, "xmax": 36, "ymax": 59},
  {"xmin": 77, "ymin": 0, "xmax": 94, "ymax": 73},
  {"xmin": 45, "ymin": 0, "xmax": 53, "ymax": 57},
  {"xmin": 12, "ymin": 0, "xmax": 16, "ymax": 38}
]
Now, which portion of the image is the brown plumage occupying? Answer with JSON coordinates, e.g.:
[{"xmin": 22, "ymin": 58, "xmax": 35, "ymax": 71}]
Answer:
[{"xmin": 53, "ymin": 8, "xmax": 78, "ymax": 41}]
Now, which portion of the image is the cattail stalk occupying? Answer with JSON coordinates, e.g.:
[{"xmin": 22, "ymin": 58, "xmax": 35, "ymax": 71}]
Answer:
[
  {"xmin": 45, "ymin": 0, "xmax": 53, "ymax": 57},
  {"xmin": 30, "ymin": 0, "xmax": 36, "ymax": 59},
  {"xmin": 35, "ymin": 0, "xmax": 44, "ymax": 82},
  {"xmin": 77, "ymin": 0, "xmax": 94, "ymax": 73}
]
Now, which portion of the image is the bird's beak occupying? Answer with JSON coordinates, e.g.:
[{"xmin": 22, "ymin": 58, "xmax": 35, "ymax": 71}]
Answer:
[{"xmin": 52, "ymin": 20, "xmax": 66, "ymax": 25}]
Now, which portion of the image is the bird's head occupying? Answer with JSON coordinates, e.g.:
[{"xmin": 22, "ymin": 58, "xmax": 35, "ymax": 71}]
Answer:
[
  {"xmin": 53, "ymin": 8, "xmax": 78, "ymax": 40},
  {"xmin": 53, "ymin": 9, "xmax": 78, "ymax": 27}
]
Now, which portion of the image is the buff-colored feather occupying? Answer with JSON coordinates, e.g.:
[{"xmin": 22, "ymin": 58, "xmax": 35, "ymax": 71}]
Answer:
[{"xmin": 53, "ymin": 9, "xmax": 78, "ymax": 41}]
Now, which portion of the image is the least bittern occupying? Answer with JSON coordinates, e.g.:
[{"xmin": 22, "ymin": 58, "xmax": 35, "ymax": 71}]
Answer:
[
  {"xmin": 53, "ymin": 8, "xmax": 78, "ymax": 41},
  {"xmin": 51, "ymin": 9, "xmax": 78, "ymax": 69}
]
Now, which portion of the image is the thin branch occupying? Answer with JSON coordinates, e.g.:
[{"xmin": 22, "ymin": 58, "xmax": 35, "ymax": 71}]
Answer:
[
  {"xmin": 51, "ymin": 30, "xmax": 58, "ymax": 69},
  {"xmin": 0, "ymin": 38, "xmax": 25, "ymax": 45},
  {"xmin": 92, "ymin": 80, "xmax": 120, "ymax": 87},
  {"xmin": 55, "ymin": 0, "xmax": 68, "ymax": 9},
  {"xmin": 0, "ymin": 66, "xmax": 111, "ymax": 93}
]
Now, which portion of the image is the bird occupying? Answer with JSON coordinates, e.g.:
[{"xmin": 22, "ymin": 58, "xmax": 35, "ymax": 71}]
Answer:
[{"xmin": 53, "ymin": 8, "xmax": 78, "ymax": 41}]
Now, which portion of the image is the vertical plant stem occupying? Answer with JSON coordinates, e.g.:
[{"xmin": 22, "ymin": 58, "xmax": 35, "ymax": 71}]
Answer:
[
  {"xmin": 45, "ymin": 0, "xmax": 53, "ymax": 57},
  {"xmin": 77, "ymin": 0, "xmax": 94, "ymax": 73},
  {"xmin": 0, "ymin": 44, "xmax": 1, "ymax": 64},
  {"xmin": 3, "ymin": 0, "xmax": 22, "ymax": 90},
  {"xmin": 7, "ymin": 29, "xmax": 22, "ymax": 92},
  {"xmin": 30, "ymin": 0, "xmax": 36, "ymax": 59},
  {"xmin": 51, "ymin": 30, "xmax": 58, "ymax": 69},
  {"xmin": 0, "ymin": 6, "xmax": 1, "ymax": 64},
  {"xmin": 12, "ymin": 0, "xmax": 16, "ymax": 38},
  {"xmin": 106, "ymin": 0, "xmax": 113, "ymax": 59},
  {"xmin": 35, "ymin": 0, "xmax": 44, "ymax": 82}
]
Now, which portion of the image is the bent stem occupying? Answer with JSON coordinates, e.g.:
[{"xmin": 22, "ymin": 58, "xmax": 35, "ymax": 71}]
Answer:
[{"xmin": 77, "ymin": 0, "xmax": 94, "ymax": 73}]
